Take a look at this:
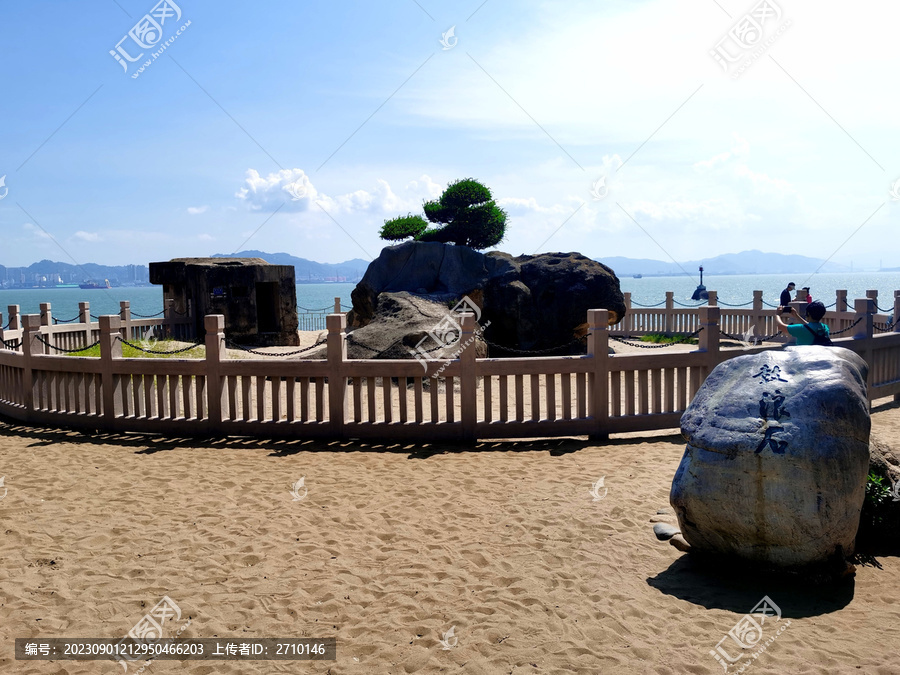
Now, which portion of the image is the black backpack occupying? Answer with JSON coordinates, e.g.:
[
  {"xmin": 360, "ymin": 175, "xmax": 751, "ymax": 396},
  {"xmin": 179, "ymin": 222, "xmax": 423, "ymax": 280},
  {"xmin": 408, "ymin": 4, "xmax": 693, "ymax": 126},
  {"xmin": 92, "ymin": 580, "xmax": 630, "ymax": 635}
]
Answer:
[{"xmin": 804, "ymin": 323, "xmax": 832, "ymax": 346}]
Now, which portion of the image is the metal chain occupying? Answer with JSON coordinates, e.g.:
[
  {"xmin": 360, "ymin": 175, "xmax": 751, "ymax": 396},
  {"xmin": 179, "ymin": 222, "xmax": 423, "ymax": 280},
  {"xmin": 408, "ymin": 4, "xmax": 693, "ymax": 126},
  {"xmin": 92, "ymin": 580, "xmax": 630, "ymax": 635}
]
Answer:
[
  {"xmin": 297, "ymin": 304, "xmax": 333, "ymax": 312},
  {"xmin": 35, "ymin": 334, "xmax": 102, "ymax": 353},
  {"xmin": 673, "ymin": 300, "xmax": 706, "ymax": 308},
  {"xmin": 2, "ymin": 339, "xmax": 22, "ymax": 350},
  {"xmin": 52, "ymin": 315, "xmax": 81, "ymax": 324},
  {"xmin": 761, "ymin": 300, "xmax": 779, "ymax": 308},
  {"xmin": 874, "ymin": 319, "xmax": 896, "ymax": 333},
  {"xmin": 479, "ymin": 334, "xmax": 591, "ymax": 355},
  {"xmin": 609, "ymin": 329, "xmax": 703, "ymax": 349},
  {"xmin": 118, "ymin": 337, "xmax": 204, "ymax": 354},
  {"xmin": 716, "ymin": 300, "xmax": 754, "ymax": 307},
  {"xmin": 630, "ymin": 300, "xmax": 667, "ymax": 308},
  {"xmin": 225, "ymin": 337, "xmax": 327, "ymax": 357},
  {"xmin": 830, "ymin": 316, "xmax": 864, "ymax": 336},
  {"xmin": 130, "ymin": 309, "xmax": 166, "ymax": 318}
]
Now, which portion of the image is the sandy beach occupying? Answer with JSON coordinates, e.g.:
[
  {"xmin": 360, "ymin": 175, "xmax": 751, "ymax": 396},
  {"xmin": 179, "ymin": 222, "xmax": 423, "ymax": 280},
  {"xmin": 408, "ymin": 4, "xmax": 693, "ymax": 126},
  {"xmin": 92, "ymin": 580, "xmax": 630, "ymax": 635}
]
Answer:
[{"xmin": 1, "ymin": 389, "xmax": 898, "ymax": 674}]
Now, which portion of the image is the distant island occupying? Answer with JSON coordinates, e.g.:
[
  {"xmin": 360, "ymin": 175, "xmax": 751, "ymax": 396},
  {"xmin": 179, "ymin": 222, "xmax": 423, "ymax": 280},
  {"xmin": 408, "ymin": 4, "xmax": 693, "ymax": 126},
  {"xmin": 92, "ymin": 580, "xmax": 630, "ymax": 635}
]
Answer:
[{"xmin": 0, "ymin": 249, "xmax": 891, "ymax": 290}]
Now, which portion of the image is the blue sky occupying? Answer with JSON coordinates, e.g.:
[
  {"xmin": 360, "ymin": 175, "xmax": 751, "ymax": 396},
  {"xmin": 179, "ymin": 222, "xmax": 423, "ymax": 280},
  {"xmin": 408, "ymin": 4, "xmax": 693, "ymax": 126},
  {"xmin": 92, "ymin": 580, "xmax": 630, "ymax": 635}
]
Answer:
[{"xmin": 1, "ymin": 0, "xmax": 898, "ymax": 269}]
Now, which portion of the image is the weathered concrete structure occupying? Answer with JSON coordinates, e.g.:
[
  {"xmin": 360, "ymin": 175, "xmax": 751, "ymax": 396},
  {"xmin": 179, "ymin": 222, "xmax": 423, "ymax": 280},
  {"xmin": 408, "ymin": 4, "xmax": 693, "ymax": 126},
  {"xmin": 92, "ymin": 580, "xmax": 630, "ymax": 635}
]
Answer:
[{"xmin": 149, "ymin": 258, "xmax": 299, "ymax": 346}]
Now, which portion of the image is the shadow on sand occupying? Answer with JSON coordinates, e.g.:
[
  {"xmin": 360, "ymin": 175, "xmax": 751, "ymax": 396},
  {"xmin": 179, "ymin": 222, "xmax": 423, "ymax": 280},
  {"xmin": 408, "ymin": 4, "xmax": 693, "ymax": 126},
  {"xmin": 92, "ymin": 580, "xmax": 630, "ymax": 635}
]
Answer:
[
  {"xmin": 0, "ymin": 416, "xmax": 684, "ymax": 459},
  {"xmin": 648, "ymin": 554, "xmax": 855, "ymax": 617}
]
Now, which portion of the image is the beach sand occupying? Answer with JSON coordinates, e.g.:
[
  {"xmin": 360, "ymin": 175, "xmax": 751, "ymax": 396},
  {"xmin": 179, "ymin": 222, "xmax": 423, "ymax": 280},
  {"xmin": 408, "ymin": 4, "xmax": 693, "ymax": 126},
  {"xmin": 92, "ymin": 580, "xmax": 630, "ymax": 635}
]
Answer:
[{"xmin": 1, "ymin": 393, "xmax": 899, "ymax": 673}]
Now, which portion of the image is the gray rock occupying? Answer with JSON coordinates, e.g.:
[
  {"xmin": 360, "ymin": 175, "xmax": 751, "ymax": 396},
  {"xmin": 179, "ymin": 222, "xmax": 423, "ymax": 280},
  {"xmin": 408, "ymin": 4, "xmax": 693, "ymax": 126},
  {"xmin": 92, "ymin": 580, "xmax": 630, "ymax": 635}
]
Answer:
[
  {"xmin": 345, "ymin": 291, "xmax": 486, "ymax": 361},
  {"xmin": 653, "ymin": 522, "xmax": 681, "ymax": 541},
  {"xmin": 671, "ymin": 346, "xmax": 870, "ymax": 568},
  {"xmin": 348, "ymin": 242, "xmax": 627, "ymax": 358}
]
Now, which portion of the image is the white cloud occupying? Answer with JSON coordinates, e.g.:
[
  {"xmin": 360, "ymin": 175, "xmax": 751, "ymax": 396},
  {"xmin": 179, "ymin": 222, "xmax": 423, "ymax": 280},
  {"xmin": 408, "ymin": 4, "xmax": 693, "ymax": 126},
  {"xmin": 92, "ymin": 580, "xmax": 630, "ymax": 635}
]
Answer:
[
  {"xmin": 23, "ymin": 223, "xmax": 52, "ymax": 240},
  {"xmin": 71, "ymin": 230, "xmax": 102, "ymax": 242},
  {"xmin": 235, "ymin": 168, "xmax": 320, "ymax": 212},
  {"xmin": 237, "ymin": 170, "xmax": 444, "ymax": 217},
  {"xmin": 187, "ymin": 205, "xmax": 209, "ymax": 215}
]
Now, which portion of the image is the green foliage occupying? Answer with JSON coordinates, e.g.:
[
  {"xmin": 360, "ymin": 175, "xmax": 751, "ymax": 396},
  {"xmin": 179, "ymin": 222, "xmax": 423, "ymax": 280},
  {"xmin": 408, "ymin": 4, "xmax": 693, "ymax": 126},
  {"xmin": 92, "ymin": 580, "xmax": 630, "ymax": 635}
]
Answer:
[
  {"xmin": 65, "ymin": 339, "xmax": 205, "ymax": 359},
  {"xmin": 641, "ymin": 333, "xmax": 699, "ymax": 345},
  {"xmin": 379, "ymin": 214, "xmax": 429, "ymax": 241},
  {"xmin": 862, "ymin": 471, "xmax": 893, "ymax": 529},
  {"xmin": 379, "ymin": 178, "xmax": 507, "ymax": 250}
]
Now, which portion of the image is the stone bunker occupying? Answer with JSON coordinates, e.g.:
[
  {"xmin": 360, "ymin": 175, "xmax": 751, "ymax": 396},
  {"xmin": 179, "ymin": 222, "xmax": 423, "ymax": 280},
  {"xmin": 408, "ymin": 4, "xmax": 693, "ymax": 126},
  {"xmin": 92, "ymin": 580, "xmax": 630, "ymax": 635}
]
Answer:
[{"xmin": 149, "ymin": 257, "xmax": 299, "ymax": 346}]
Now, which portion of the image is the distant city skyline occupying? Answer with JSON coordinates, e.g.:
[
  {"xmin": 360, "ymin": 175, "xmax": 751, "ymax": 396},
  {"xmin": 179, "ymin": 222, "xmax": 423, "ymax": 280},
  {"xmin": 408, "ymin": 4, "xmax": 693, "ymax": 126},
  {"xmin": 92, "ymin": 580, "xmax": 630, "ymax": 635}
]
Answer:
[{"xmin": 2, "ymin": 1, "xmax": 899, "ymax": 269}]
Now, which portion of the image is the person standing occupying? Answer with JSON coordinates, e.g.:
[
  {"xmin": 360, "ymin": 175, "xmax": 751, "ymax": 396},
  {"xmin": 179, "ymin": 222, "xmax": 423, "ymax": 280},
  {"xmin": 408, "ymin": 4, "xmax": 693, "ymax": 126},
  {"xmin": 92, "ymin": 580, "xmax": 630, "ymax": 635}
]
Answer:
[
  {"xmin": 779, "ymin": 282, "xmax": 796, "ymax": 314},
  {"xmin": 775, "ymin": 301, "xmax": 831, "ymax": 345}
]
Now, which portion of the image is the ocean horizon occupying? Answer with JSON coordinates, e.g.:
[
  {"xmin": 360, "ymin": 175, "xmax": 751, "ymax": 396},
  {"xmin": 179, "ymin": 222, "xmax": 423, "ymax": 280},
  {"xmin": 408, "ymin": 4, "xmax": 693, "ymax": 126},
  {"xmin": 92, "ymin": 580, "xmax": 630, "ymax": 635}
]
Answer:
[{"xmin": 1, "ymin": 272, "xmax": 898, "ymax": 324}]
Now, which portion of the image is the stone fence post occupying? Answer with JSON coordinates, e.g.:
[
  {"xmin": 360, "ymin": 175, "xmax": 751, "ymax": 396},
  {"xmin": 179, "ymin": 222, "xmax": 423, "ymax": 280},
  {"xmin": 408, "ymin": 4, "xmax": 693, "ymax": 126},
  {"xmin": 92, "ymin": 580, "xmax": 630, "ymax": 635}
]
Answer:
[
  {"xmin": 623, "ymin": 292, "xmax": 632, "ymax": 336},
  {"xmin": 665, "ymin": 292, "xmax": 674, "ymax": 336},
  {"xmin": 205, "ymin": 315, "xmax": 225, "ymax": 431},
  {"xmin": 79, "ymin": 302, "xmax": 91, "ymax": 346},
  {"xmin": 327, "ymin": 313, "xmax": 347, "ymax": 437},
  {"xmin": 21, "ymin": 315, "xmax": 41, "ymax": 416},
  {"xmin": 853, "ymin": 298, "xmax": 875, "ymax": 341},
  {"xmin": 333, "ymin": 297, "xmax": 341, "ymax": 314},
  {"xmin": 866, "ymin": 290, "xmax": 878, "ymax": 312},
  {"xmin": 120, "ymin": 301, "xmax": 132, "ymax": 341},
  {"xmin": 99, "ymin": 316, "xmax": 123, "ymax": 422},
  {"xmin": 696, "ymin": 306, "xmax": 721, "ymax": 393},
  {"xmin": 835, "ymin": 290, "xmax": 848, "ymax": 313},
  {"xmin": 752, "ymin": 290, "xmax": 766, "ymax": 338},
  {"xmin": 706, "ymin": 290, "xmax": 717, "ymax": 307},
  {"xmin": 7, "ymin": 305, "xmax": 20, "ymax": 331},
  {"xmin": 587, "ymin": 309, "xmax": 610, "ymax": 441},
  {"xmin": 459, "ymin": 313, "xmax": 478, "ymax": 442},
  {"xmin": 893, "ymin": 290, "xmax": 900, "ymax": 333}
]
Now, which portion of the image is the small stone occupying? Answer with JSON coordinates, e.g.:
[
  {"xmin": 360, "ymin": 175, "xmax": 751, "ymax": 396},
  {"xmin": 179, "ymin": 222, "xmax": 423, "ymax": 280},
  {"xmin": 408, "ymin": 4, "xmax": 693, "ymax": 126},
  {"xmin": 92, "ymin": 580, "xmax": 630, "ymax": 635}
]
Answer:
[
  {"xmin": 669, "ymin": 535, "xmax": 692, "ymax": 552},
  {"xmin": 653, "ymin": 523, "xmax": 681, "ymax": 541},
  {"xmin": 656, "ymin": 508, "xmax": 674, "ymax": 515}
]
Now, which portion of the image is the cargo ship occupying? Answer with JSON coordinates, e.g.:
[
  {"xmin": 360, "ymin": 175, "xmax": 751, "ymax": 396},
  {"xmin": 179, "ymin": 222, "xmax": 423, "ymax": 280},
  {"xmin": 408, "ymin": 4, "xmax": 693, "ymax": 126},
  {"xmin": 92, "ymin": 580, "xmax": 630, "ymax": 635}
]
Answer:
[{"xmin": 79, "ymin": 279, "xmax": 111, "ymax": 289}]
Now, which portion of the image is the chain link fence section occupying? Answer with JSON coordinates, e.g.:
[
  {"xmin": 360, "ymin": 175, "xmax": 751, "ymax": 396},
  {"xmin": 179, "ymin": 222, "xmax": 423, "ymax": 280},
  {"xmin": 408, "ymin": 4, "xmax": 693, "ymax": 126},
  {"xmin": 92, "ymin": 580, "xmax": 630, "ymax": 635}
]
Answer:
[
  {"xmin": 829, "ymin": 316, "xmax": 865, "ymax": 336},
  {"xmin": 34, "ymin": 334, "xmax": 102, "ymax": 353},
  {"xmin": 224, "ymin": 337, "xmax": 327, "ymax": 358},
  {"xmin": 609, "ymin": 328, "xmax": 703, "ymax": 349},
  {"xmin": 117, "ymin": 337, "xmax": 204, "ymax": 355}
]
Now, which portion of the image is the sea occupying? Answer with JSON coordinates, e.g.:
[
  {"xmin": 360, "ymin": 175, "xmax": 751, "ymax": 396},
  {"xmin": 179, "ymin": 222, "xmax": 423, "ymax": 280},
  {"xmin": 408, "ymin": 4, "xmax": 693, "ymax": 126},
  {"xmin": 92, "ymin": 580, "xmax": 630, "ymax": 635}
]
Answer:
[{"xmin": 1, "ymin": 273, "xmax": 898, "ymax": 323}]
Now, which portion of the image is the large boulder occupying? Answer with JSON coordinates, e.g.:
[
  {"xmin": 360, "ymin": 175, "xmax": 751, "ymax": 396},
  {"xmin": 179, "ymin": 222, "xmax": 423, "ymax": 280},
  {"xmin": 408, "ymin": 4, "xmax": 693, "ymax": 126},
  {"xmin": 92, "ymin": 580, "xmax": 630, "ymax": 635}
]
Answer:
[
  {"xmin": 345, "ymin": 292, "xmax": 487, "ymax": 361},
  {"xmin": 671, "ymin": 346, "xmax": 870, "ymax": 569},
  {"xmin": 348, "ymin": 242, "xmax": 626, "ymax": 357},
  {"xmin": 482, "ymin": 251, "xmax": 624, "ymax": 354}
]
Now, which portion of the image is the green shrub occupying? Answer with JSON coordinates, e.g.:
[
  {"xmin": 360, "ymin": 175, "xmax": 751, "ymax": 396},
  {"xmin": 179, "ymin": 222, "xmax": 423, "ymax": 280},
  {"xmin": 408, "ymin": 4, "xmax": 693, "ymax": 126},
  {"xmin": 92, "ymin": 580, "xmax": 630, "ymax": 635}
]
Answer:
[{"xmin": 380, "ymin": 178, "xmax": 507, "ymax": 250}]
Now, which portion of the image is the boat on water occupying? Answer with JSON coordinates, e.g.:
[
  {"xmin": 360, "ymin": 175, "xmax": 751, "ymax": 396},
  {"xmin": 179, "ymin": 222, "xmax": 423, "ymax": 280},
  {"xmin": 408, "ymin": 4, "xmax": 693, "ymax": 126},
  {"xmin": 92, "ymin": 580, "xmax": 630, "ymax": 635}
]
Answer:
[
  {"xmin": 79, "ymin": 279, "xmax": 111, "ymax": 289},
  {"xmin": 633, "ymin": 274, "xmax": 643, "ymax": 278}
]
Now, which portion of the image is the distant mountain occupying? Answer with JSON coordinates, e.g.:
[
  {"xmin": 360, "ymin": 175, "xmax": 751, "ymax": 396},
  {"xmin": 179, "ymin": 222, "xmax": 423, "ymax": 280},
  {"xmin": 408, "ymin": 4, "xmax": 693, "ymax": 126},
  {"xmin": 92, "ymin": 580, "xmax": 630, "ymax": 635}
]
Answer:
[
  {"xmin": 597, "ymin": 250, "xmax": 851, "ymax": 277},
  {"xmin": 212, "ymin": 250, "xmax": 369, "ymax": 282}
]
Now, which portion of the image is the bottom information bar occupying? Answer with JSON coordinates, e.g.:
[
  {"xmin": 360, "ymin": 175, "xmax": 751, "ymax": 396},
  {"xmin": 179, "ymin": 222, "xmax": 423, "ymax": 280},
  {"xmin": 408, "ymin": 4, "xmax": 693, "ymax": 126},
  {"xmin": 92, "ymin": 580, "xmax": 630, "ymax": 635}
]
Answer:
[{"xmin": 15, "ymin": 638, "xmax": 336, "ymax": 661}]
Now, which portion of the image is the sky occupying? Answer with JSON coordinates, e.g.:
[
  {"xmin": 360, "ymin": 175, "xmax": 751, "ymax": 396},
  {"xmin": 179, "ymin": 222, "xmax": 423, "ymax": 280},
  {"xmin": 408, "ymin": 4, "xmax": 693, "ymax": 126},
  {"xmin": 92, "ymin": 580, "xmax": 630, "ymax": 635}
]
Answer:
[{"xmin": 1, "ymin": 0, "xmax": 898, "ymax": 269}]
